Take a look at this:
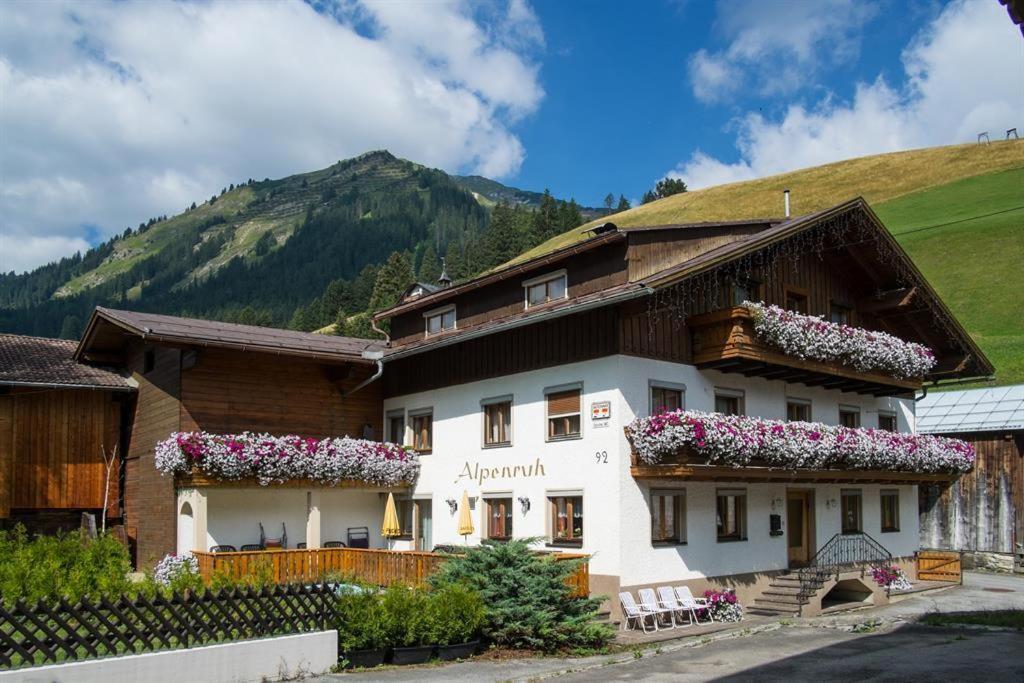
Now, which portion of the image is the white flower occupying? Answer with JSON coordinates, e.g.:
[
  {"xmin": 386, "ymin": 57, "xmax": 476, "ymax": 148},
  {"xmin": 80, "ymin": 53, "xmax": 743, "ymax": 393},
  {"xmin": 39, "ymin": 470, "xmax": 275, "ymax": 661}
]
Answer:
[{"xmin": 154, "ymin": 552, "xmax": 198, "ymax": 586}]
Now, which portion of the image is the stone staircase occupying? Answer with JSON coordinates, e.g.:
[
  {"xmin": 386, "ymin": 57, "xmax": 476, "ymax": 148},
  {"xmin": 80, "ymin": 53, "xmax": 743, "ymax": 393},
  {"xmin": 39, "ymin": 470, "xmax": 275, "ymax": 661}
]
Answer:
[{"xmin": 747, "ymin": 572, "xmax": 826, "ymax": 617}]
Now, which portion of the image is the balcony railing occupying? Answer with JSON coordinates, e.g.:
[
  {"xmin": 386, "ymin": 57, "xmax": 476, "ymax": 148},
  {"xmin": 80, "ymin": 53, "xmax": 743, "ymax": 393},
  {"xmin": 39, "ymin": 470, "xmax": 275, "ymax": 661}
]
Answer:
[{"xmin": 688, "ymin": 307, "xmax": 921, "ymax": 396}]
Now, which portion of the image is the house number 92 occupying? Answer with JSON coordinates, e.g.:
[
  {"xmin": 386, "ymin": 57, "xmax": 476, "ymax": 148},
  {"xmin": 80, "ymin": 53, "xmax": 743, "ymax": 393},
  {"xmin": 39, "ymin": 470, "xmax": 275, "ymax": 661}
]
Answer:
[{"xmin": 595, "ymin": 451, "xmax": 608, "ymax": 464}]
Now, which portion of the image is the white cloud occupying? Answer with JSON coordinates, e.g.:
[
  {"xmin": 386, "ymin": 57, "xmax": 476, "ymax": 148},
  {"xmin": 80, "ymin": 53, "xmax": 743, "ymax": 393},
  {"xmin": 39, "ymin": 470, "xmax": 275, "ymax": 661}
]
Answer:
[
  {"xmin": 0, "ymin": 0, "xmax": 544, "ymax": 273},
  {"xmin": 0, "ymin": 235, "xmax": 92, "ymax": 275},
  {"xmin": 688, "ymin": 0, "xmax": 878, "ymax": 104},
  {"xmin": 674, "ymin": 0, "xmax": 1024, "ymax": 189}
]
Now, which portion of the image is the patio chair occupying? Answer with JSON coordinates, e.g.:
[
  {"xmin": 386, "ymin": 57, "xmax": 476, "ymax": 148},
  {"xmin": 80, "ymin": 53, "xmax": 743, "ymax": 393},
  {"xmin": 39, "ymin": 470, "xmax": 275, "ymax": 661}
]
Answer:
[
  {"xmin": 618, "ymin": 592, "xmax": 661, "ymax": 634},
  {"xmin": 210, "ymin": 545, "xmax": 236, "ymax": 553},
  {"xmin": 674, "ymin": 585, "xmax": 713, "ymax": 624},
  {"xmin": 657, "ymin": 586, "xmax": 693, "ymax": 627},
  {"xmin": 323, "ymin": 541, "xmax": 347, "ymax": 548},
  {"xmin": 347, "ymin": 527, "xmax": 369, "ymax": 549},
  {"xmin": 637, "ymin": 588, "xmax": 676, "ymax": 630},
  {"xmin": 259, "ymin": 522, "xmax": 287, "ymax": 549},
  {"xmin": 240, "ymin": 543, "xmax": 263, "ymax": 551},
  {"xmin": 296, "ymin": 542, "xmax": 307, "ymax": 549}
]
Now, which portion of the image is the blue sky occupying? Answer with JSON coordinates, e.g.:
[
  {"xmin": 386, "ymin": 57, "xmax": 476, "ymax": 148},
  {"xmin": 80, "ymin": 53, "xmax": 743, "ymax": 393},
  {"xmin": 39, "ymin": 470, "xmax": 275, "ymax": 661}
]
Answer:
[{"xmin": 0, "ymin": 0, "xmax": 1020, "ymax": 273}]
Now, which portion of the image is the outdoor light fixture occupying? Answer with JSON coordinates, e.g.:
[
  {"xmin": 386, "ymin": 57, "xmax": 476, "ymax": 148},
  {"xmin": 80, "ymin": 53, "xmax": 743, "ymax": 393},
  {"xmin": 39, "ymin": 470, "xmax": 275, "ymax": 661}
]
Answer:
[
  {"xmin": 445, "ymin": 498, "xmax": 458, "ymax": 514},
  {"xmin": 518, "ymin": 496, "xmax": 531, "ymax": 514}
]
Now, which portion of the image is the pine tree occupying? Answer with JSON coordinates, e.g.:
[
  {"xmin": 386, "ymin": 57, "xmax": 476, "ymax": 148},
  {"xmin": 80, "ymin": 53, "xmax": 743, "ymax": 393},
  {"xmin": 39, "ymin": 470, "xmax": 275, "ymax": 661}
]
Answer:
[
  {"xmin": 368, "ymin": 251, "xmax": 414, "ymax": 312},
  {"xmin": 531, "ymin": 189, "xmax": 559, "ymax": 243},
  {"xmin": 484, "ymin": 202, "xmax": 521, "ymax": 270},
  {"xmin": 616, "ymin": 195, "xmax": 631, "ymax": 211},
  {"xmin": 58, "ymin": 315, "xmax": 81, "ymax": 340},
  {"xmin": 603, "ymin": 193, "xmax": 615, "ymax": 212},
  {"xmin": 418, "ymin": 242, "xmax": 442, "ymax": 283}
]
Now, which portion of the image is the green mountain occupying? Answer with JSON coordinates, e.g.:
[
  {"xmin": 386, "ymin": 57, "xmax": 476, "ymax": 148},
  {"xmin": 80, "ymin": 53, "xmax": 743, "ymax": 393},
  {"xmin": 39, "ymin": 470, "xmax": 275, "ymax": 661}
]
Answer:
[
  {"xmin": 452, "ymin": 175, "xmax": 602, "ymax": 219},
  {"xmin": 0, "ymin": 150, "xmax": 583, "ymax": 338}
]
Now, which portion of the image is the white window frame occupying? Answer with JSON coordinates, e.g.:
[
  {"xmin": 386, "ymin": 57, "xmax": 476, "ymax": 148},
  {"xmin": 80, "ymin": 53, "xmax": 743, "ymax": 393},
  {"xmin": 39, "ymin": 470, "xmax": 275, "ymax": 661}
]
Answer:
[
  {"xmin": 650, "ymin": 488, "xmax": 687, "ymax": 545},
  {"xmin": 481, "ymin": 395, "xmax": 514, "ymax": 448},
  {"xmin": 522, "ymin": 269, "xmax": 568, "ymax": 309},
  {"xmin": 786, "ymin": 397, "xmax": 812, "ymax": 422},
  {"xmin": 482, "ymin": 491, "xmax": 515, "ymax": 541},
  {"xmin": 839, "ymin": 405, "xmax": 861, "ymax": 428},
  {"xmin": 544, "ymin": 382, "xmax": 583, "ymax": 442},
  {"xmin": 714, "ymin": 387, "xmax": 745, "ymax": 416},
  {"xmin": 648, "ymin": 380, "xmax": 686, "ymax": 416},
  {"xmin": 547, "ymin": 489, "xmax": 584, "ymax": 546},
  {"xmin": 423, "ymin": 304, "xmax": 456, "ymax": 337}
]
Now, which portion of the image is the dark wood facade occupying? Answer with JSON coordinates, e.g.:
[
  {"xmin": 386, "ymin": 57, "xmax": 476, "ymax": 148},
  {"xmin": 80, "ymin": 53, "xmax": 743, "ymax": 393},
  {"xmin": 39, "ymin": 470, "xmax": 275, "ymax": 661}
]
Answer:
[{"xmin": 920, "ymin": 430, "xmax": 1023, "ymax": 555}]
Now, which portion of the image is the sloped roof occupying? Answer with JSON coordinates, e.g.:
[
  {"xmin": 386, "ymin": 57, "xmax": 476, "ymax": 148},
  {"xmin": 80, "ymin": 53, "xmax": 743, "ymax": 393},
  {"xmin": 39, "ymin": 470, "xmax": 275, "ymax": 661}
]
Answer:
[
  {"xmin": 917, "ymin": 384, "xmax": 1024, "ymax": 434},
  {"xmin": 0, "ymin": 333, "xmax": 131, "ymax": 390},
  {"xmin": 77, "ymin": 307, "xmax": 384, "ymax": 364}
]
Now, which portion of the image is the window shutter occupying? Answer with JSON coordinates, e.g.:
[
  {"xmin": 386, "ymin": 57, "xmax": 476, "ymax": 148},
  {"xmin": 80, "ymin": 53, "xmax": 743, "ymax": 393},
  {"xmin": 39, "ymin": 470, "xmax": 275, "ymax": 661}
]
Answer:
[{"xmin": 547, "ymin": 389, "xmax": 580, "ymax": 416}]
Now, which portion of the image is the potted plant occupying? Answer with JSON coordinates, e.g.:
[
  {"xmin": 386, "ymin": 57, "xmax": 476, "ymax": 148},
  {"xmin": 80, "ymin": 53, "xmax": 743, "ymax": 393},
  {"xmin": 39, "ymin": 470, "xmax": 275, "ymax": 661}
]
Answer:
[
  {"xmin": 336, "ymin": 588, "xmax": 387, "ymax": 669},
  {"xmin": 383, "ymin": 584, "xmax": 434, "ymax": 665},
  {"xmin": 429, "ymin": 583, "xmax": 485, "ymax": 661}
]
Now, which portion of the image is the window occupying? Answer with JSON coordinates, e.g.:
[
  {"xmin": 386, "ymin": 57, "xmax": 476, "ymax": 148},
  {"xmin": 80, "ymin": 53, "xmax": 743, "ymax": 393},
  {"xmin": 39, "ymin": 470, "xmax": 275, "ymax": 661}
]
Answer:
[
  {"xmin": 546, "ymin": 386, "xmax": 582, "ymax": 441},
  {"xmin": 549, "ymin": 495, "xmax": 583, "ymax": 545},
  {"xmin": 839, "ymin": 406, "xmax": 861, "ymax": 428},
  {"xmin": 410, "ymin": 409, "xmax": 433, "ymax": 452},
  {"xmin": 841, "ymin": 489, "xmax": 863, "ymax": 534},
  {"xmin": 650, "ymin": 383, "xmax": 684, "ymax": 415},
  {"xmin": 386, "ymin": 410, "xmax": 405, "ymax": 445},
  {"xmin": 786, "ymin": 399, "xmax": 811, "ymax": 422},
  {"xmin": 482, "ymin": 397, "xmax": 512, "ymax": 447},
  {"xmin": 714, "ymin": 389, "xmax": 744, "ymax": 416},
  {"xmin": 651, "ymin": 490, "xmax": 686, "ymax": 544},
  {"xmin": 829, "ymin": 303, "xmax": 851, "ymax": 325},
  {"xmin": 716, "ymin": 489, "xmax": 747, "ymax": 541},
  {"xmin": 524, "ymin": 270, "xmax": 567, "ymax": 308},
  {"xmin": 730, "ymin": 279, "xmax": 759, "ymax": 306},
  {"xmin": 424, "ymin": 305, "xmax": 456, "ymax": 336},
  {"xmin": 785, "ymin": 288, "xmax": 808, "ymax": 313},
  {"xmin": 878, "ymin": 412, "xmax": 897, "ymax": 432},
  {"xmin": 880, "ymin": 490, "xmax": 900, "ymax": 533},
  {"xmin": 485, "ymin": 497, "xmax": 513, "ymax": 540},
  {"xmin": 395, "ymin": 496, "xmax": 414, "ymax": 539}
]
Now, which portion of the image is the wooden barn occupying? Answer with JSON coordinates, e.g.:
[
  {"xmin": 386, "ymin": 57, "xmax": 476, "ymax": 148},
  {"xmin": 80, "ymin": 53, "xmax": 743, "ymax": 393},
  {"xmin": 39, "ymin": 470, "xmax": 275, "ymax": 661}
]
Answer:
[
  {"xmin": 0, "ymin": 333, "xmax": 133, "ymax": 534},
  {"xmin": 918, "ymin": 385, "xmax": 1024, "ymax": 570}
]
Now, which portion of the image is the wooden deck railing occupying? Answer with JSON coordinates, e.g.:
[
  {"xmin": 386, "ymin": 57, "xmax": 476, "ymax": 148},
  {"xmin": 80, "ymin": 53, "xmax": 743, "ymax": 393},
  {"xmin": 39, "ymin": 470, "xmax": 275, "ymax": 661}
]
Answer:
[{"xmin": 192, "ymin": 547, "xmax": 590, "ymax": 597}]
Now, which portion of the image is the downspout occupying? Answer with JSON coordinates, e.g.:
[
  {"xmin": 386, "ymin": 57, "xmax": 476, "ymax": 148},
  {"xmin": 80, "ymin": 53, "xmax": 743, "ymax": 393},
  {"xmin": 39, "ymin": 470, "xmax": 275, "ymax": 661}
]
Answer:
[{"xmin": 342, "ymin": 318, "xmax": 390, "ymax": 398}]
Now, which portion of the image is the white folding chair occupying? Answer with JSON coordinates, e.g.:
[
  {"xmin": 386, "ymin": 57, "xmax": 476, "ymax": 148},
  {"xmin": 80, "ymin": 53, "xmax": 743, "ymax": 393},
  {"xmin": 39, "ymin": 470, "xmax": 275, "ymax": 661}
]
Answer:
[
  {"xmin": 638, "ymin": 587, "xmax": 676, "ymax": 630},
  {"xmin": 619, "ymin": 591, "xmax": 660, "ymax": 633},
  {"xmin": 657, "ymin": 586, "xmax": 692, "ymax": 627},
  {"xmin": 675, "ymin": 585, "xmax": 714, "ymax": 624}
]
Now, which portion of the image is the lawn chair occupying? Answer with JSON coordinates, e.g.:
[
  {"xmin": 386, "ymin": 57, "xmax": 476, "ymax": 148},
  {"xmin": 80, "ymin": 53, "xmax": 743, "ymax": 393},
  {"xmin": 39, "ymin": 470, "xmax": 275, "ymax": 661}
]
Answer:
[
  {"xmin": 637, "ymin": 588, "xmax": 676, "ymax": 630},
  {"xmin": 657, "ymin": 586, "xmax": 692, "ymax": 627},
  {"xmin": 618, "ymin": 591, "xmax": 660, "ymax": 634},
  {"xmin": 675, "ymin": 585, "xmax": 713, "ymax": 624}
]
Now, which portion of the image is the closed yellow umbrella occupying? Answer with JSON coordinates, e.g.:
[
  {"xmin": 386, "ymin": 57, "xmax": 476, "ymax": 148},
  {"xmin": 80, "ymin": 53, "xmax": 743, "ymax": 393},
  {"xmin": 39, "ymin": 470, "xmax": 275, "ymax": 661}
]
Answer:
[
  {"xmin": 457, "ymin": 490, "xmax": 474, "ymax": 539},
  {"xmin": 382, "ymin": 492, "xmax": 401, "ymax": 540}
]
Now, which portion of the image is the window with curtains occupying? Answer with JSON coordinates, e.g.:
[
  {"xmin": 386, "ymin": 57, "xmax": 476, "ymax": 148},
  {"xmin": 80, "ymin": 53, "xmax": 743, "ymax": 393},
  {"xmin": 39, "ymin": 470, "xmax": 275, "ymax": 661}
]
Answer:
[
  {"xmin": 730, "ymin": 278, "xmax": 759, "ymax": 306},
  {"xmin": 549, "ymin": 494, "xmax": 583, "ymax": 545},
  {"xmin": 714, "ymin": 389, "xmax": 744, "ymax": 416},
  {"xmin": 878, "ymin": 412, "xmax": 897, "ymax": 432},
  {"xmin": 485, "ymin": 497, "xmax": 513, "ymax": 541},
  {"xmin": 787, "ymin": 399, "xmax": 811, "ymax": 422},
  {"xmin": 546, "ymin": 387, "xmax": 581, "ymax": 441},
  {"xmin": 410, "ymin": 409, "xmax": 433, "ymax": 453},
  {"xmin": 716, "ymin": 489, "xmax": 747, "ymax": 541},
  {"xmin": 651, "ymin": 490, "xmax": 686, "ymax": 544},
  {"xmin": 839, "ymin": 406, "xmax": 861, "ymax": 428},
  {"xmin": 524, "ymin": 270, "xmax": 568, "ymax": 308},
  {"xmin": 829, "ymin": 303, "xmax": 851, "ymax": 325},
  {"xmin": 881, "ymin": 490, "xmax": 900, "ymax": 532},
  {"xmin": 650, "ymin": 384, "xmax": 684, "ymax": 415},
  {"xmin": 424, "ymin": 305, "xmax": 456, "ymax": 337},
  {"xmin": 482, "ymin": 397, "xmax": 512, "ymax": 447},
  {"xmin": 386, "ymin": 410, "xmax": 405, "ymax": 445},
  {"xmin": 785, "ymin": 288, "xmax": 808, "ymax": 313},
  {"xmin": 841, "ymin": 489, "xmax": 863, "ymax": 534}
]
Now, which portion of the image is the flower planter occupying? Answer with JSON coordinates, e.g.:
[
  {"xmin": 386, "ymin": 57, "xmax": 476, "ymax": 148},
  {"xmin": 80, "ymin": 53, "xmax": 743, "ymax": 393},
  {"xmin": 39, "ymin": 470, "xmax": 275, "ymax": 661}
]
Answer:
[
  {"xmin": 341, "ymin": 648, "xmax": 387, "ymax": 669},
  {"xmin": 390, "ymin": 644, "xmax": 435, "ymax": 665},
  {"xmin": 436, "ymin": 640, "xmax": 479, "ymax": 661}
]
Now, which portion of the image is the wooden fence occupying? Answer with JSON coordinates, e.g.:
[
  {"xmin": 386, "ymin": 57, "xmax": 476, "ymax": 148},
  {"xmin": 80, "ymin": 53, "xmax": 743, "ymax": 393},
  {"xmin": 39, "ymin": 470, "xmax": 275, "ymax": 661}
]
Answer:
[
  {"xmin": 193, "ymin": 547, "xmax": 590, "ymax": 597},
  {"xmin": 0, "ymin": 584, "xmax": 337, "ymax": 670},
  {"xmin": 916, "ymin": 549, "xmax": 962, "ymax": 583}
]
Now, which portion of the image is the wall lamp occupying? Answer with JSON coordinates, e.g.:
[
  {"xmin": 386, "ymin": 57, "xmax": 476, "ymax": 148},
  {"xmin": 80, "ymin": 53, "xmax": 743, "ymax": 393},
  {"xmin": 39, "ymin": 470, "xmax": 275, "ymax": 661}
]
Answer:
[
  {"xmin": 445, "ymin": 498, "xmax": 458, "ymax": 515},
  {"xmin": 518, "ymin": 496, "xmax": 531, "ymax": 515}
]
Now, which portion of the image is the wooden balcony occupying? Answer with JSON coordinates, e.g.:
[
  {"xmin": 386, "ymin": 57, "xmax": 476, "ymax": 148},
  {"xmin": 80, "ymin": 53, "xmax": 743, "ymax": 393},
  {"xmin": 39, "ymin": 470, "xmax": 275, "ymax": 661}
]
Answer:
[
  {"xmin": 193, "ymin": 546, "xmax": 590, "ymax": 597},
  {"xmin": 689, "ymin": 307, "xmax": 921, "ymax": 397}
]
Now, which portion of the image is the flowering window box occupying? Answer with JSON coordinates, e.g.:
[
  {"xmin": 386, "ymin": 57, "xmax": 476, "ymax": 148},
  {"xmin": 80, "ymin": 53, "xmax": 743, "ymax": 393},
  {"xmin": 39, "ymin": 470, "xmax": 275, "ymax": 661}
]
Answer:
[
  {"xmin": 688, "ymin": 305, "xmax": 933, "ymax": 395},
  {"xmin": 156, "ymin": 431, "xmax": 420, "ymax": 488},
  {"xmin": 625, "ymin": 410, "xmax": 974, "ymax": 484}
]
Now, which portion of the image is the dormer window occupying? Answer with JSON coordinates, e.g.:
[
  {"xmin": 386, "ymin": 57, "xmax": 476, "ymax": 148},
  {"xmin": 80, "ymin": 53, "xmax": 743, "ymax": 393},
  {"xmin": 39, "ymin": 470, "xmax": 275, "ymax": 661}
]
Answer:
[
  {"xmin": 523, "ymin": 270, "xmax": 567, "ymax": 308},
  {"xmin": 424, "ymin": 304, "xmax": 456, "ymax": 336}
]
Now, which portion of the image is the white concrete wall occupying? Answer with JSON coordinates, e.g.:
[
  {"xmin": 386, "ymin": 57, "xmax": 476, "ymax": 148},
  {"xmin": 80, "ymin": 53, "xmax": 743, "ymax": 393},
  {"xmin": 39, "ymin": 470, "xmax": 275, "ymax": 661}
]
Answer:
[
  {"xmin": 206, "ymin": 489, "xmax": 309, "ymax": 550},
  {"xmin": 385, "ymin": 353, "xmax": 920, "ymax": 585},
  {"xmin": 319, "ymin": 489, "xmax": 388, "ymax": 548},
  {"xmin": 0, "ymin": 631, "xmax": 338, "ymax": 683}
]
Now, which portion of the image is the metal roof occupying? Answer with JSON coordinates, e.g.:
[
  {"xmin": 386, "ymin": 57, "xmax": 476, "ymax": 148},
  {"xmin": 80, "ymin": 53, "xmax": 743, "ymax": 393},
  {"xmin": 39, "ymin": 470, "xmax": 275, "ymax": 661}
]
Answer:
[{"xmin": 916, "ymin": 384, "xmax": 1024, "ymax": 434}]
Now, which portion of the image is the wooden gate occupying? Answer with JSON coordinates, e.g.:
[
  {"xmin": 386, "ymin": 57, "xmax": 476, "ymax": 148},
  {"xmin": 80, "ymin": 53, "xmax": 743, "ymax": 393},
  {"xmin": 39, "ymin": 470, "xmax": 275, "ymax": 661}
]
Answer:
[{"xmin": 916, "ymin": 550, "xmax": 962, "ymax": 583}]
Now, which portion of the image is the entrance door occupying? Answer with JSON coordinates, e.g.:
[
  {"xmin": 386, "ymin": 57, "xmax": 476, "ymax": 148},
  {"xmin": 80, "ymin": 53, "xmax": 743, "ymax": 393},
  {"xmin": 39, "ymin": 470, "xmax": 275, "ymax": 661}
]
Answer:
[
  {"xmin": 787, "ymin": 491, "xmax": 813, "ymax": 566},
  {"xmin": 415, "ymin": 500, "xmax": 433, "ymax": 552}
]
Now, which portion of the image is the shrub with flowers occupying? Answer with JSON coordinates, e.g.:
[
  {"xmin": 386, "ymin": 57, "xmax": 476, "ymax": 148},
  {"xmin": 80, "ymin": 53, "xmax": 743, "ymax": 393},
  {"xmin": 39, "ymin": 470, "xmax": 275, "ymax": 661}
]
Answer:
[
  {"xmin": 743, "ymin": 302, "xmax": 936, "ymax": 379},
  {"xmin": 155, "ymin": 432, "xmax": 419, "ymax": 486},
  {"xmin": 703, "ymin": 589, "xmax": 743, "ymax": 622},
  {"xmin": 871, "ymin": 565, "xmax": 912, "ymax": 591},
  {"xmin": 153, "ymin": 552, "xmax": 199, "ymax": 587},
  {"xmin": 626, "ymin": 410, "xmax": 975, "ymax": 474}
]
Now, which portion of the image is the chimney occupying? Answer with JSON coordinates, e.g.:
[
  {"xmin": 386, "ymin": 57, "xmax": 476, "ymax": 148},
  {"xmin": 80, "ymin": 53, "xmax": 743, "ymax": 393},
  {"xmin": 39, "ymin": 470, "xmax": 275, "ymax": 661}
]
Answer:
[{"xmin": 783, "ymin": 189, "xmax": 791, "ymax": 218}]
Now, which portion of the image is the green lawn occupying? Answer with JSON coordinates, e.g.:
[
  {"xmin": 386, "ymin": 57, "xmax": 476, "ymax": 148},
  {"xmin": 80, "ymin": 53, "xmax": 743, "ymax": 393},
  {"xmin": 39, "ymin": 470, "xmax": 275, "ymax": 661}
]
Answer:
[{"xmin": 874, "ymin": 168, "xmax": 1024, "ymax": 386}]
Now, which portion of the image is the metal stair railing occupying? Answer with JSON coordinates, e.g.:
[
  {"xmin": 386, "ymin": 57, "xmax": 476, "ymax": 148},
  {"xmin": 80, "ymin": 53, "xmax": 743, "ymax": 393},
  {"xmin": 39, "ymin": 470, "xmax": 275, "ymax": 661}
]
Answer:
[{"xmin": 795, "ymin": 532, "xmax": 893, "ymax": 601}]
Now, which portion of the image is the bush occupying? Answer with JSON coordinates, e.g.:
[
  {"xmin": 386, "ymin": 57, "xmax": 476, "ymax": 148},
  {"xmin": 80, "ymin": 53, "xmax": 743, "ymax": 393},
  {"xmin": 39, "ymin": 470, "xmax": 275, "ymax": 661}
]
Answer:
[
  {"xmin": 429, "ymin": 539, "xmax": 612, "ymax": 652},
  {"xmin": 427, "ymin": 583, "xmax": 485, "ymax": 645},
  {"xmin": 335, "ymin": 588, "xmax": 387, "ymax": 652},
  {"xmin": 380, "ymin": 584, "xmax": 431, "ymax": 647},
  {"xmin": 0, "ymin": 526, "xmax": 133, "ymax": 605}
]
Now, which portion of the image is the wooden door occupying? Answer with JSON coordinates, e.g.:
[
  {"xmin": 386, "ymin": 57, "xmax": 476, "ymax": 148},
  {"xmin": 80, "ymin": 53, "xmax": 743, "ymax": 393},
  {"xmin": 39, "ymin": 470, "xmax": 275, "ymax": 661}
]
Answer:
[{"xmin": 787, "ymin": 491, "xmax": 813, "ymax": 566}]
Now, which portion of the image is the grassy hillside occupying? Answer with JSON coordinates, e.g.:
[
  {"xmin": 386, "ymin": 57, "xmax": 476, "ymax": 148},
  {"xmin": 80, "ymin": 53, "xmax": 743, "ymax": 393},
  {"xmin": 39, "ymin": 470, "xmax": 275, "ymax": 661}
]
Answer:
[
  {"xmin": 512, "ymin": 140, "xmax": 1023, "ymax": 264},
  {"xmin": 876, "ymin": 168, "xmax": 1024, "ymax": 386}
]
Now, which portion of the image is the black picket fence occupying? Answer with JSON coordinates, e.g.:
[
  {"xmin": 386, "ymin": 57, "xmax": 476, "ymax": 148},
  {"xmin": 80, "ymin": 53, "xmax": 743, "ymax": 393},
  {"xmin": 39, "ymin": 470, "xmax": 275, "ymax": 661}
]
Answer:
[{"xmin": 0, "ymin": 583, "xmax": 339, "ymax": 670}]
